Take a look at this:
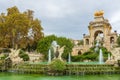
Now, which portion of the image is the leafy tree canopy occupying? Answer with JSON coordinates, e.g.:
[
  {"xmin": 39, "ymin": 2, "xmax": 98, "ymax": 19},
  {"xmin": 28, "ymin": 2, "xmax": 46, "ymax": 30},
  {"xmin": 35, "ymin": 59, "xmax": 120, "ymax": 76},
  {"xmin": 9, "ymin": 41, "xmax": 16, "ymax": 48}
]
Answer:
[
  {"xmin": 37, "ymin": 35, "xmax": 74, "ymax": 60},
  {"xmin": 0, "ymin": 6, "xmax": 43, "ymax": 49}
]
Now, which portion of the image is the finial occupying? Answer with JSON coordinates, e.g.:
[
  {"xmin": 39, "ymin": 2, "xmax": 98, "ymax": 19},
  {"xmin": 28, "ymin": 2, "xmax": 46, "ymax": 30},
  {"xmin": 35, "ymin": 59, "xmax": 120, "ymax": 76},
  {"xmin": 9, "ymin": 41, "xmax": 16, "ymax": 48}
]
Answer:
[{"xmin": 94, "ymin": 10, "xmax": 104, "ymax": 17}]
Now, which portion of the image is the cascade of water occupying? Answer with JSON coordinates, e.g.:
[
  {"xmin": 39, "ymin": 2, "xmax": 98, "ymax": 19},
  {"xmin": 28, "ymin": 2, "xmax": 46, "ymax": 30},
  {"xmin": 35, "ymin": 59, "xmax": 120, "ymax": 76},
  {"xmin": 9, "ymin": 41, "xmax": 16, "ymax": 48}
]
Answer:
[
  {"xmin": 48, "ymin": 49, "xmax": 51, "ymax": 63},
  {"xmin": 51, "ymin": 41, "xmax": 58, "ymax": 47},
  {"xmin": 99, "ymin": 49, "xmax": 104, "ymax": 64},
  {"xmin": 95, "ymin": 40, "xmax": 100, "ymax": 52},
  {"xmin": 108, "ymin": 53, "xmax": 111, "ymax": 60},
  {"xmin": 68, "ymin": 53, "xmax": 71, "ymax": 63}
]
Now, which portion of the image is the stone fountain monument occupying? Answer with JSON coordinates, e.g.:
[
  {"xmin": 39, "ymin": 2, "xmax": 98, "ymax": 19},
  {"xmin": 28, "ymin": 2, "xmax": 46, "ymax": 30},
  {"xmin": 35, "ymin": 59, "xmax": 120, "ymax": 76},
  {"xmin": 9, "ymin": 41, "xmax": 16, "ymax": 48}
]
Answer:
[
  {"xmin": 8, "ymin": 49, "xmax": 23, "ymax": 65},
  {"xmin": 95, "ymin": 33, "xmax": 104, "ymax": 64},
  {"xmin": 105, "ymin": 48, "xmax": 120, "ymax": 66},
  {"xmin": 48, "ymin": 41, "xmax": 65, "ymax": 63}
]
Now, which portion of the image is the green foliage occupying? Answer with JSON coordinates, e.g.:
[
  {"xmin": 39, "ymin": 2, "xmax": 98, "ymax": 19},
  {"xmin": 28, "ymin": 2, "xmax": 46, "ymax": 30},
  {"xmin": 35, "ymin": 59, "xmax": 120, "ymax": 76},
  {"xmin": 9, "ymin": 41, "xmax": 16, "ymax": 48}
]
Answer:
[
  {"xmin": 49, "ymin": 59, "xmax": 66, "ymax": 72},
  {"xmin": 0, "ymin": 48, "xmax": 11, "ymax": 53},
  {"xmin": 2, "ymin": 48, "xmax": 11, "ymax": 53},
  {"xmin": 57, "ymin": 37, "xmax": 73, "ymax": 59},
  {"xmin": 37, "ymin": 35, "xmax": 74, "ymax": 60},
  {"xmin": 0, "ymin": 6, "xmax": 43, "ymax": 49},
  {"xmin": 72, "ymin": 52, "xmax": 97, "ymax": 62},
  {"xmin": 0, "ymin": 60, "xmax": 3, "ymax": 65},
  {"xmin": 100, "ymin": 47, "xmax": 111, "ymax": 60},
  {"xmin": 19, "ymin": 50, "xmax": 29, "ymax": 61},
  {"xmin": 19, "ymin": 50, "xmax": 26, "ymax": 54},
  {"xmin": 83, "ymin": 51, "xmax": 93, "ymax": 55},
  {"xmin": 72, "ymin": 47, "xmax": 111, "ymax": 62},
  {"xmin": 0, "ymin": 54, "xmax": 8, "ymax": 60},
  {"xmin": 37, "ymin": 35, "xmax": 57, "ymax": 59}
]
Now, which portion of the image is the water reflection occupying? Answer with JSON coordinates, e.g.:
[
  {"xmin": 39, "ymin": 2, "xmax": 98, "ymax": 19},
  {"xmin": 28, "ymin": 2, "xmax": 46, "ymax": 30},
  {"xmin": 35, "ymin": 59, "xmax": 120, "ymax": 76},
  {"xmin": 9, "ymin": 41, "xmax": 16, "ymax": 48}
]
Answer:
[{"xmin": 0, "ymin": 72, "xmax": 120, "ymax": 80}]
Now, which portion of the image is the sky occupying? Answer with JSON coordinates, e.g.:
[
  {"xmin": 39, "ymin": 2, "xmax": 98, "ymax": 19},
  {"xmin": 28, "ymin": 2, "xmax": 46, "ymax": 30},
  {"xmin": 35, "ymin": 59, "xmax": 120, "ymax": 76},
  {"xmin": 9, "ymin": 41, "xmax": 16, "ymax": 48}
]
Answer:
[{"xmin": 0, "ymin": 0, "xmax": 120, "ymax": 40}]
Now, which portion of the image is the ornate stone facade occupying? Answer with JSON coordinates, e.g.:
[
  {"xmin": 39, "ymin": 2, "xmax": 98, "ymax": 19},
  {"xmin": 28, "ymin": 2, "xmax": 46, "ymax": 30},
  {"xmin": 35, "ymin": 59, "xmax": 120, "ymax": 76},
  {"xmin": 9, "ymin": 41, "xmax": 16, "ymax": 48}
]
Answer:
[
  {"xmin": 83, "ymin": 11, "xmax": 118, "ymax": 52},
  {"xmin": 72, "ymin": 11, "xmax": 118, "ymax": 56},
  {"xmin": 71, "ymin": 40, "xmax": 84, "ymax": 56}
]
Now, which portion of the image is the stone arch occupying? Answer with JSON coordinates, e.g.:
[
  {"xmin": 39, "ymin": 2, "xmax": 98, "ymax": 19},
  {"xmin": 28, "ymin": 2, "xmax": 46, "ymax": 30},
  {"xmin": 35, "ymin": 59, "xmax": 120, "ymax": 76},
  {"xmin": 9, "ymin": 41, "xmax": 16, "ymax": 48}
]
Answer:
[
  {"xmin": 110, "ymin": 37, "xmax": 114, "ymax": 43},
  {"xmin": 86, "ymin": 39, "xmax": 89, "ymax": 45},
  {"xmin": 94, "ymin": 30, "xmax": 104, "ymax": 40}
]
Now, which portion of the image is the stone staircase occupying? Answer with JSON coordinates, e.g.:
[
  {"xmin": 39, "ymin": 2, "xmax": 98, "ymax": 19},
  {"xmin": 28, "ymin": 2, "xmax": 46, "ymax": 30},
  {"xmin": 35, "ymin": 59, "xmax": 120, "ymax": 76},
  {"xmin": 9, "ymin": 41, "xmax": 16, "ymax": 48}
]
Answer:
[
  {"xmin": 66, "ymin": 64, "xmax": 120, "ymax": 75},
  {"xmin": 10, "ymin": 63, "xmax": 48, "ymax": 74}
]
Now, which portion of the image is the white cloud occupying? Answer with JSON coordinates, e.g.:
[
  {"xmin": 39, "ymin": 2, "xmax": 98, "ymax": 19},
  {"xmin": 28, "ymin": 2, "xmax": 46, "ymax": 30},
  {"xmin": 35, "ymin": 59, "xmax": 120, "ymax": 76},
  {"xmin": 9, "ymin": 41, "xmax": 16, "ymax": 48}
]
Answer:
[
  {"xmin": 4, "ymin": 0, "xmax": 76, "ymax": 19},
  {"xmin": 110, "ymin": 11, "xmax": 120, "ymax": 24},
  {"xmin": 38, "ymin": 0, "xmax": 76, "ymax": 18},
  {"xmin": 109, "ymin": 11, "xmax": 120, "ymax": 33}
]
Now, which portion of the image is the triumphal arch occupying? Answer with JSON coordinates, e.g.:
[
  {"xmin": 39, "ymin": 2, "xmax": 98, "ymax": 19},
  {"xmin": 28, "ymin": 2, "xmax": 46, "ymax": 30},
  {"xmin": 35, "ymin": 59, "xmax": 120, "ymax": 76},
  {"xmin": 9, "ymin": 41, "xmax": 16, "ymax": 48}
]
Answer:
[{"xmin": 83, "ymin": 10, "xmax": 118, "ymax": 52}]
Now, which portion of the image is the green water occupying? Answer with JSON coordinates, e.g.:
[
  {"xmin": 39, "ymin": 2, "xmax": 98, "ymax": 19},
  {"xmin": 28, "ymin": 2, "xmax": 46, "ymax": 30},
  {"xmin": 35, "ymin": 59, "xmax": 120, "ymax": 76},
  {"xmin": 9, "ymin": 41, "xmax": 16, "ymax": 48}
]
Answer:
[{"xmin": 0, "ymin": 72, "xmax": 120, "ymax": 80}]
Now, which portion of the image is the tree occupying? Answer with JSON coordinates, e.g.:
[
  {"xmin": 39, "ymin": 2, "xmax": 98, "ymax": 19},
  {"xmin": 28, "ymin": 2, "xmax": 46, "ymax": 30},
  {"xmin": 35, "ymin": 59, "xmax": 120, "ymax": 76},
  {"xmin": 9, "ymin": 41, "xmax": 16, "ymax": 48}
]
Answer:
[
  {"xmin": 0, "ymin": 6, "xmax": 44, "ymax": 49},
  {"xmin": 37, "ymin": 35, "xmax": 74, "ymax": 60},
  {"xmin": 57, "ymin": 37, "xmax": 73, "ymax": 59},
  {"xmin": 6, "ymin": 10, "xmax": 30, "ymax": 49}
]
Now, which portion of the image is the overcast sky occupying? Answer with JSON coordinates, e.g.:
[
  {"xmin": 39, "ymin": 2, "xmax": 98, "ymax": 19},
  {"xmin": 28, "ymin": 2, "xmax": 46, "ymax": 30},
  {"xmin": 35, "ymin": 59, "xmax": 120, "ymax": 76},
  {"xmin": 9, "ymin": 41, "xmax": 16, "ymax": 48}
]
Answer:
[{"xmin": 0, "ymin": 0, "xmax": 120, "ymax": 40}]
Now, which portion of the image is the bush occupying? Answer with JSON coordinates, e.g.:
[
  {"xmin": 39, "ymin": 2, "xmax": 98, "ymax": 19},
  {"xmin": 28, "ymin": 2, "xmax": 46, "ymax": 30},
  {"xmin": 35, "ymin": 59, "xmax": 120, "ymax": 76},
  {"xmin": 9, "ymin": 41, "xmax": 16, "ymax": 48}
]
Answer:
[
  {"xmin": 83, "ymin": 51, "xmax": 93, "ymax": 55},
  {"xmin": 72, "ymin": 46, "xmax": 110, "ymax": 62},
  {"xmin": 72, "ymin": 53, "xmax": 97, "ymax": 62},
  {"xmin": 0, "ymin": 48, "xmax": 11, "ymax": 53},
  {"xmin": 2, "ymin": 48, "xmax": 11, "ymax": 53},
  {"xmin": 19, "ymin": 50, "xmax": 29, "ymax": 61},
  {"xmin": 0, "ymin": 54, "xmax": 8, "ymax": 60},
  {"xmin": 19, "ymin": 50, "xmax": 26, "ymax": 54},
  {"xmin": 49, "ymin": 59, "xmax": 66, "ymax": 72}
]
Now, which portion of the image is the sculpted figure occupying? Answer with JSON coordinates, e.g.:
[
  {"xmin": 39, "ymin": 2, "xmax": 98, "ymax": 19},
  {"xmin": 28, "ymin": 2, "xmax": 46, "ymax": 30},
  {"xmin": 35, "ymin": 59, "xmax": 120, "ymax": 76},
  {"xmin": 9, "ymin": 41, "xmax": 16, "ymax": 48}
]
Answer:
[
  {"xmin": 51, "ymin": 41, "xmax": 65, "ymax": 60},
  {"xmin": 94, "ymin": 10, "xmax": 104, "ymax": 16},
  {"xmin": 96, "ymin": 33, "xmax": 103, "ymax": 42}
]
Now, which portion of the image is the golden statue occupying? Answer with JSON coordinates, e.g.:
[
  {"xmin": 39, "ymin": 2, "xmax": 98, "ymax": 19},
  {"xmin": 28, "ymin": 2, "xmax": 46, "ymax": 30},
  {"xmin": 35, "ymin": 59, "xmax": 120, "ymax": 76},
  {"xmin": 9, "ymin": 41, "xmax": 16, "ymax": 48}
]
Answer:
[{"xmin": 94, "ymin": 10, "xmax": 104, "ymax": 16}]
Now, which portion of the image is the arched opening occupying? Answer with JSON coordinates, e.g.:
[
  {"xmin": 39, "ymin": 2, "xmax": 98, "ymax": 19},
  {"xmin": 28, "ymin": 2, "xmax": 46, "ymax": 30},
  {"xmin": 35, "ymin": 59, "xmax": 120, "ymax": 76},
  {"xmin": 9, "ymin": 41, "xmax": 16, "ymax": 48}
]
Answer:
[
  {"xmin": 110, "ymin": 37, "xmax": 114, "ymax": 43},
  {"xmin": 94, "ymin": 30, "xmax": 104, "ymax": 40},
  {"xmin": 86, "ymin": 39, "xmax": 89, "ymax": 45},
  {"xmin": 78, "ymin": 50, "xmax": 82, "ymax": 55}
]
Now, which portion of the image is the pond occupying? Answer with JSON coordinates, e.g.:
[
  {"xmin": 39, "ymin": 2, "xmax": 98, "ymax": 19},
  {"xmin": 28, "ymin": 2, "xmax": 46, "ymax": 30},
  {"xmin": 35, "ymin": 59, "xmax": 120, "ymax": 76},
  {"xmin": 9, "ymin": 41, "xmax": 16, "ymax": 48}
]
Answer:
[{"xmin": 0, "ymin": 72, "xmax": 120, "ymax": 80}]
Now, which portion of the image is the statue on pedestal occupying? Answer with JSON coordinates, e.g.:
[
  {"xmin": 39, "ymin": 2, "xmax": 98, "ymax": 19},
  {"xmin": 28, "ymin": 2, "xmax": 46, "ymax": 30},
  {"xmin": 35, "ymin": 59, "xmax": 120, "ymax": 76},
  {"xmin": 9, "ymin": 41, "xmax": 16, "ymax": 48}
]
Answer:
[
  {"xmin": 96, "ymin": 33, "xmax": 103, "ymax": 43},
  {"xmin": 95, "ymin": 33, "xmax": 103, "ymax": 52},
  {"xmin": 50, "ymin": 41, "xmax": 65, "ymax": 60}
]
